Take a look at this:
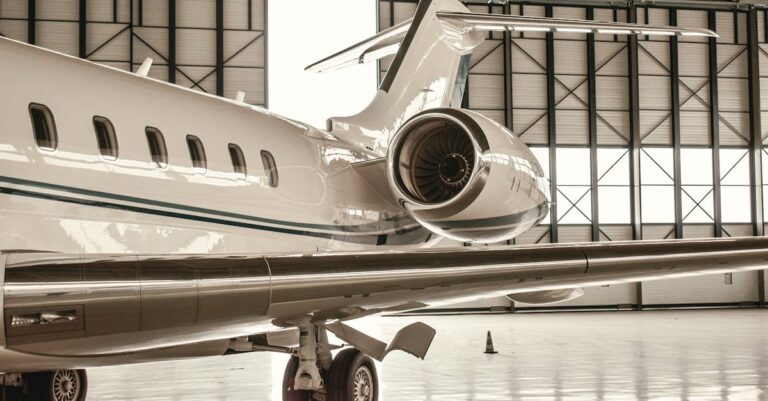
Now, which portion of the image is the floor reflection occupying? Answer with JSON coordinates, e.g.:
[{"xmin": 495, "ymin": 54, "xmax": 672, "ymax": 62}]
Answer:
[{"xmin": 88, "ymin": 309, "xmax": 768, "ymax": 400}]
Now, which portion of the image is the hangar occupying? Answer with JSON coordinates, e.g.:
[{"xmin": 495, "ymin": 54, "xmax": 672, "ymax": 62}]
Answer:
[{"xmin": 0, "ymin": 0, "xmax": 767, "ymax": 400}]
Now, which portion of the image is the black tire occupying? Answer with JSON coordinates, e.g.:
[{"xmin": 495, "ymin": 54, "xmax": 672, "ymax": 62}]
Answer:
[
  {"xmin": 326, "ymin": 349, "xmax": 378, "ymax": 401},
  {"xmin": 25, "ymin": 370, "xmax": 87, "ymax": 401},
  {"xmin": 281, "ymin": 357, "xmax": 312, "ymax": 401}
]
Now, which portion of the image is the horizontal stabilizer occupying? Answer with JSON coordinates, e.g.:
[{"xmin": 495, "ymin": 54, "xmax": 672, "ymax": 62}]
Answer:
[
  {"xmin": 437, "ymin": 12, "xmax": 718, "ymax": 37},
  {"xmin": 305, "ymin": 9, "xmax": 716, "ymax": 73},
  {"xmin": 305, "ymin": 19, "xmax": 411, "ymax": 73}
]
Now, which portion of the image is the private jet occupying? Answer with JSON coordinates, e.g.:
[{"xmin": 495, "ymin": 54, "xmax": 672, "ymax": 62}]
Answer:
[{"xmin": 0, "ymin": 0, "xmax": 757, "ymax": 400}]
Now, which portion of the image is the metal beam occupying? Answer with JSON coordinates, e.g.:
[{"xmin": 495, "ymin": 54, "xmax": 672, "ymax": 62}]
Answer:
[
  {"xmin": 168, "ymin": 0, "xmax": 176, "ymax": 83},
  {"xmin": 503, "ymin": 2, "xmax": 514, "ymax": 131},
  {"xmin": 216, "ymin": 0, "xmax": 224, "ymax": 97},
  {"xmin": 709, "ymin": 10, "xmax": 723, "ymax": 238},
  {"xmin": 79, "ymin": 0, "xmax": 87, "ymax": 58},
  {"xmin": 670, "ymin": 9, "xmax": 683, "ymax": 239},
  {"xmin": 27, "ymin": 0, "xmax": 36, "ymax": 45},
  {"xmin": 746, "ymin": 8, "xmax": 765, "ymax": 307},
  {"xmin": 628, "ymin": 5, "xmax": 643, "ymax": 310},
  {"xmin": 264, "ymin": 0, "xmax": 269, "ymax": 108},
  {"xmin": 545, "ymin": 4, "xmax": 558, "ymax": 244},
  {"xmin": 129, "ymin": 0, "xmax": 134, "ymax": 72},
  {"xmin": 587, "ymin": 7, "xmax": 599, "ymax": 242}
]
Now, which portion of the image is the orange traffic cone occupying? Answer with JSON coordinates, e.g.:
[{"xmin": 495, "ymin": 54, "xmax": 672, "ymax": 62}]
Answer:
[{"xmin": 484, "ymin": 330, "xmax": 498, "ymax": 354}]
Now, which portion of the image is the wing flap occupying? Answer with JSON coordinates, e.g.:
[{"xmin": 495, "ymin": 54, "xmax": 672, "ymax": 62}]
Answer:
[{"xmin": 437, "ymin": 12, "xmax": 718, "ymax": 37}]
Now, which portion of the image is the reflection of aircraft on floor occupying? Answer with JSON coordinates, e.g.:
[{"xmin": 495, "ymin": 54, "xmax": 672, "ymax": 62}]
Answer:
[{"xmin": 0, "ymin": 1, "xmax": 745, "ymax": 400}]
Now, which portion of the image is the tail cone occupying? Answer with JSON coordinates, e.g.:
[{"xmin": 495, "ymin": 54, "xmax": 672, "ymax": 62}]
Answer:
[{"xmin": 484, "ymin": 330, "xmax": 498, "ymax": 354}]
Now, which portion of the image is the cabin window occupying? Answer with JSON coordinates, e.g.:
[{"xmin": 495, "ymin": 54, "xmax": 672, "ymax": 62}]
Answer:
[
  {"xmin": 261, "ymin": 150, "xmax": 278, "ymax": 188},
  {"xmin": 228, "ymin": 144, "xmax": 247, "ymax": 178},
  {"xmin": 186, "ymin": 135, "xmax": 207, "ymax": 172},
  {"xmin": 93, "ymin": 116, "xmax": 118, "ymax": 160},
  {"xmin": 28, "ymin": 103, "xmax": 58, "ymax": 151},
  {"xmin": 145, "ymin": 127, "xmax": 168, "ymax": 168}
]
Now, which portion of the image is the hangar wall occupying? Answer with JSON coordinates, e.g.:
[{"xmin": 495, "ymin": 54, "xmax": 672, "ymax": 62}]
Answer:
[
  {"xmin": 0, "ymin": 0, "xmax": 266, "ymax": 107},
  {"xmin": 378, "ymin": 0, "xmax": 768, "ymax": 311}
]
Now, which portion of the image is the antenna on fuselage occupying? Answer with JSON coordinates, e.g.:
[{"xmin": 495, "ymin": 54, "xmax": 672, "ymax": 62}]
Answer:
[
  {"xmin": 235, "ymin": 91, "xmax": 247, "ymax": 103},
  {"xmin": 136, "ymin": 57, "xmax": 153, "ymax": 77}
]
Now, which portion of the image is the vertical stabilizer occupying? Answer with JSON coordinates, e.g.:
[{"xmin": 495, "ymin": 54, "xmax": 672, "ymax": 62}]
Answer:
[{"xmin": 327, "ymin": 0, "xmax": 484, "ymax": 156}]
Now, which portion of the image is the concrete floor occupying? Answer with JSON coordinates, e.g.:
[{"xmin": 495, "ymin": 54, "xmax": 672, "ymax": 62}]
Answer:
[{"xmin": 87, "ymin": 309, "xmax": 768, "ymax": 400}]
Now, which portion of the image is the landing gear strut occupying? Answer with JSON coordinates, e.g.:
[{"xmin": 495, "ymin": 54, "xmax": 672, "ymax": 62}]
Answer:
[{"xmin": 281, "ymin": 320, "xmax": 379, "ymax": 401}]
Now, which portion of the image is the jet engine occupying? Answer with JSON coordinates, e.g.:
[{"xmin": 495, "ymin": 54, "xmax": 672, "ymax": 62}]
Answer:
[{"xmin": 386, "ymin": 108, "xmax": 549, "ymax": 243}]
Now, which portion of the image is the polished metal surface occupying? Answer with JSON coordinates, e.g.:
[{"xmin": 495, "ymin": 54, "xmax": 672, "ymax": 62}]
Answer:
[
  {"xmin": 86, "ymin": 310, "xmax": 768, "ymax": 400},
  {"xmin": 4, "ymin": 236, "xmax": 768, "ymax": 370}
]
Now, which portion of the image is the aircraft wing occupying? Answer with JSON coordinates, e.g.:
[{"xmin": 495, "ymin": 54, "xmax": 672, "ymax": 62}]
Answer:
[
  {"xmin": 2, "ymin": 236, "xmax": 767, "ymax": 363},
  {"xmin": 306, "ymin": 13, "xmax": 716, "ymax": 72}
]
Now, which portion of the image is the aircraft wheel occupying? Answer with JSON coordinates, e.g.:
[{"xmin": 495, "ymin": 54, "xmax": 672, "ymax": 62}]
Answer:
[
  {"xmin": 25, "ymin": 370, "xmax": 87, "ymax": 401},
  {"xmin": 326, "ymin": 349, "xmax": 378, "ymax": 401},
  {"xmin": 282, "ymin": 356, "xmax": 312, "ymax": 401}
]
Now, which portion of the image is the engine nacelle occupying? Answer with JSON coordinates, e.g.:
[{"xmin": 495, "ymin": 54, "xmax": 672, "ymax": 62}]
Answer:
[{"xmin": 386, "ymin": 108, "xmax": 549, "ymax": 243}]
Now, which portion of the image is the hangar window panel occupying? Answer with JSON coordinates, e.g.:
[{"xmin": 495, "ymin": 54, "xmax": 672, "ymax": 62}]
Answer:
[
  {"xmin": 720, "ymin": 149, "xmax": 750, "ymax": 224},
  {"xmin": 597, "ymin": 148, "xmax": 630, "ymax": 224},
  {"xmin": 145, "ymin": 127, "xmax": 168, "ymax": 168},
  {"xmin": 92, "ymin": 116, "xmax": 119, "ymax": 160},
  {"xmin": 28, "ymin": 103, "xmax": 58, "ymax": 151},
  {"xmin": 186, "ymin": 135, "xmax": 207, "ymax": 172},
  {"xmin": 680, "ymin": 148, "xmax": 714, "ymax": 223},
  {"xmin": 228, "ymin": 144, "xmax": 247, "ymax": 179},
  {"xmin": 641, "ymin": 148, "xmax": 675, "ymax": 223},
  {"xmin": 556, "ymin": 148, "xmax": 591, "ymax": 225}
]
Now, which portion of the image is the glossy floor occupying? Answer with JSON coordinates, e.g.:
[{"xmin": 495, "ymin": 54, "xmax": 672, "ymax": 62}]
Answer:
[{"xmin": 88, "ymin": 309, "xmax": 768, "ymax": 400}]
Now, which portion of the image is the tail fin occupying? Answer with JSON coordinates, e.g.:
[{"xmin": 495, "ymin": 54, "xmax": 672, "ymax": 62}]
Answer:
[
  {"xmin": 309, "ymin": 0, "xmax": 717, "ymax": 156},
  {"xmin": 321, "ymin": 0, "xmax": 480, "ymax": 156}
]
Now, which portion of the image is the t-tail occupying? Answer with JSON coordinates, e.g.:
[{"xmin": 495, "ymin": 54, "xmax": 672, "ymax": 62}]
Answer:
[{"xmin": 305, "ymin": 0, "xmax": 716, "ymax": 157}]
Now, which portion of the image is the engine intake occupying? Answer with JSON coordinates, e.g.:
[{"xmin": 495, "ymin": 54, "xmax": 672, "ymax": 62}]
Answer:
[
  {"xmin": 387, "ymin": 108, "xmax": 549, "ymax": 243},
  {"xmin": 392, "ymin": 113, "xmax": 480, "ymax": 204}
]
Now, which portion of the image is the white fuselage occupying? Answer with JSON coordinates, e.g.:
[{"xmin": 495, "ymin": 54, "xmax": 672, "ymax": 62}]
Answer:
[{"xmin": 0, "ymin": 37, "xmax": 429, "ymax": 256}]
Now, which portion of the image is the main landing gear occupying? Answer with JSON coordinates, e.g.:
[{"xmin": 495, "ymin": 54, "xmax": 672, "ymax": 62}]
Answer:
[
  {"xmin": 281, "ymin": 321, "xmax": 379, "ymax": 401},
  {"xmin": 1, "ymin": 370, "xmax": 87, "ymax": 401},
  {"xmin": 283, "ymin": 349, "xmax": 378, "ymax": 401}
]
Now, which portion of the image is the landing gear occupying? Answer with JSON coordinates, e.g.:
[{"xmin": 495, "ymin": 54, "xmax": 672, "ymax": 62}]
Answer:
[
  {"xmin": 325, "ymin": 349, "xmax": 378, "ymax": 401},
  {"xmin": 1, "ymin": 370, "xmax": 87, "ymax": 401},
  {"xmin": 282, "ymin": 349, "xmax": 378, "ymax": 401},
  {"xmin": 28, "ymin": 370, "xmax": 87, "ymax": 401}
]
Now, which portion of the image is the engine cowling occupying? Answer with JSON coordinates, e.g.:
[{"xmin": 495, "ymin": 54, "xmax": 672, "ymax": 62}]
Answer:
[{"xmin": 386, "ymin": 108, "xmax": 549, "ymax": 243}]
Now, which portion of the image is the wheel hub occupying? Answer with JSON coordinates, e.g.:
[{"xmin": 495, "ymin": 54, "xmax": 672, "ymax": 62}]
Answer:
[
  {"xmin": 52, "ymin": 370, "xmax": 80, "ymax": 401},
  {"xmin": 352, "ymin": 366, "xmax": 373, "ymax": 401}
]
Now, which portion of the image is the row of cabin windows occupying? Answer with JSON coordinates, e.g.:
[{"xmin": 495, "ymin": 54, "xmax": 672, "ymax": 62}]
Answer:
[{"xmin": 28, "ymin": 103, "xmax": 279, "ymax": 187}]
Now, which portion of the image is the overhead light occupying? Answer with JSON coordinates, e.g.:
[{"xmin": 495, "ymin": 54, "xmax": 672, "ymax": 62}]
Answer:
[
  {"xmin": 597, "ymin": 29, "xmax": 632, "ymax": 35},
  {"xmin": 514, "ymin": 26, "xmax": 551, "ymax": 32},
  {"xmin": 555, "ymin": 27, "xmax": 592, "ymax": 33},
  {"xmin": 642, "ymin": 30, "xmax": 675, "ymax": 36}
]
